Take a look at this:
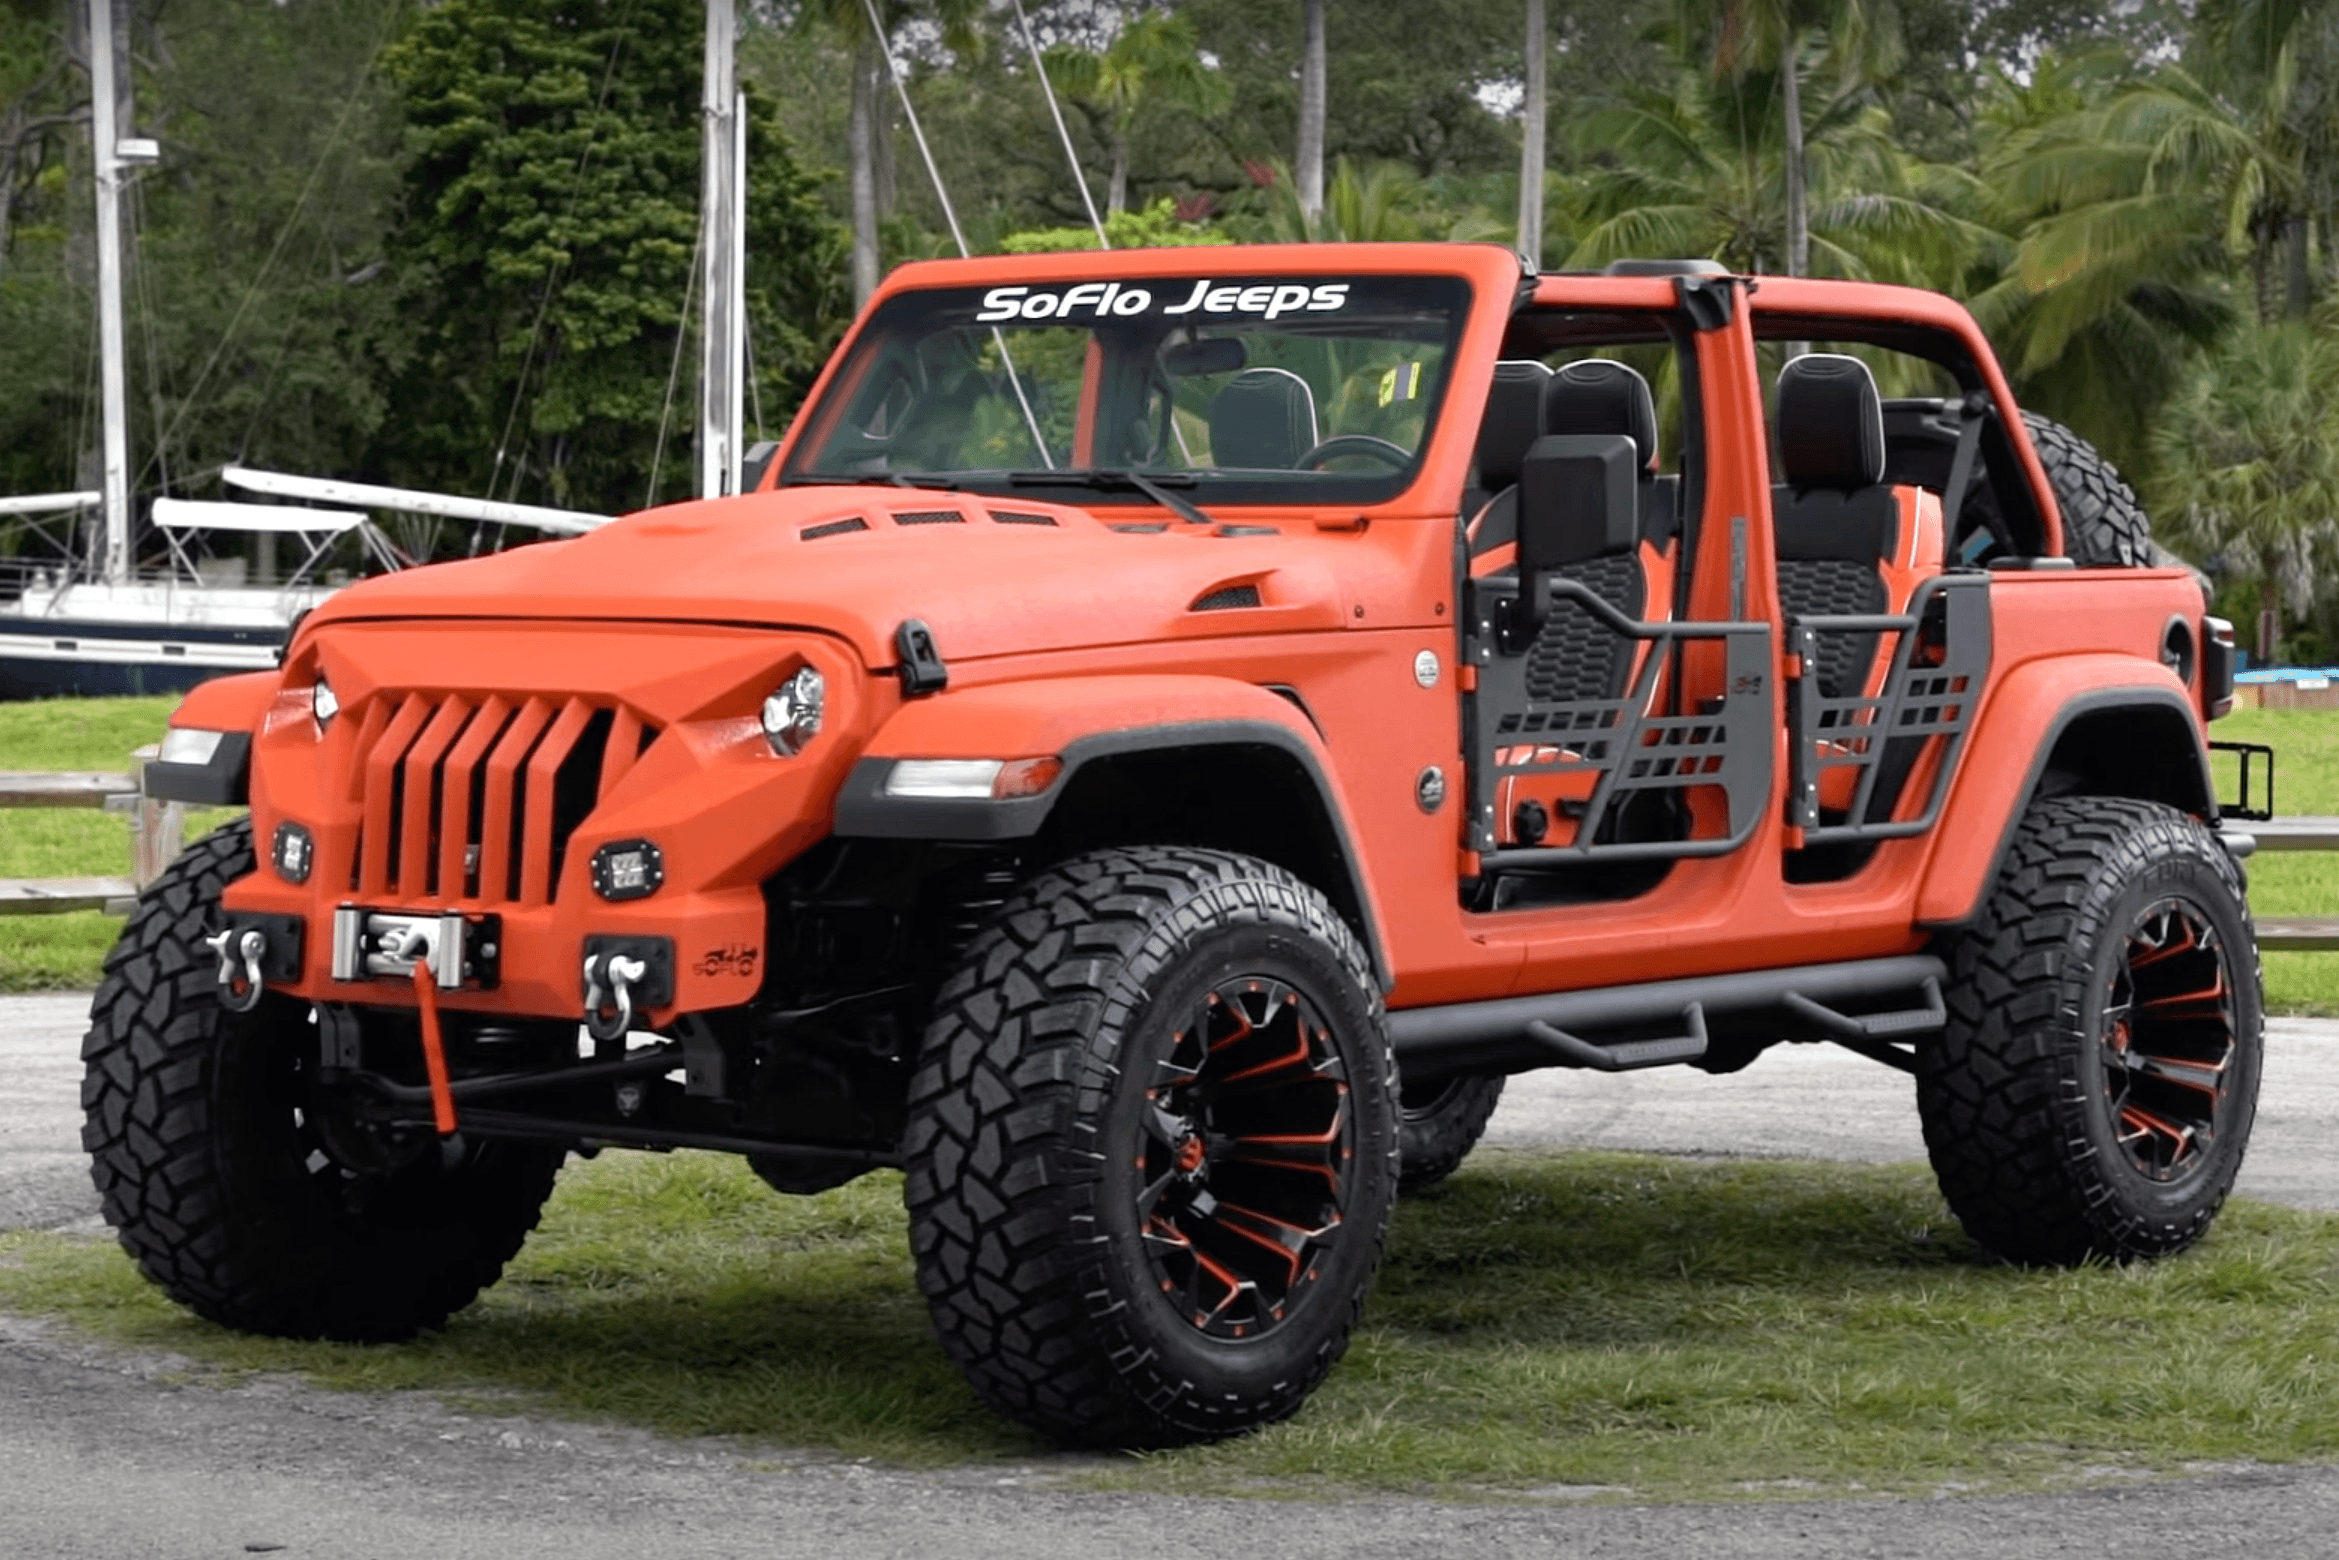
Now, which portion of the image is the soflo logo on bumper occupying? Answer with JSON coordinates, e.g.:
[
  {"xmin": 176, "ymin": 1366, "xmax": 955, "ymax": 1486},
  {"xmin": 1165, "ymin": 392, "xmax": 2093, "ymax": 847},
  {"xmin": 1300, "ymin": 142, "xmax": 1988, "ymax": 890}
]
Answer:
[{"xmin": 975, "ymin": 280, "xmax": 1352, "ymax": 324}]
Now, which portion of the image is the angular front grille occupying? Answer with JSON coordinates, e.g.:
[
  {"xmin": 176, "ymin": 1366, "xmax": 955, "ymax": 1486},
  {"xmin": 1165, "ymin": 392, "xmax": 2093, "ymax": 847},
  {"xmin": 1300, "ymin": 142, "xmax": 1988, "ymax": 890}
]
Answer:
[{"xmin": 351, "ymin": 692, "xmax": 652, "ymax": 908}]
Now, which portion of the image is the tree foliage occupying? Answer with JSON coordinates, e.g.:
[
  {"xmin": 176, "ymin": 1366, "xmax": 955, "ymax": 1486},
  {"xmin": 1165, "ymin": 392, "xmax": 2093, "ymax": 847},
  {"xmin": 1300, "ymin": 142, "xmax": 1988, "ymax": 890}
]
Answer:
[{"xmin": 377, "ymin": 0, "xmax": 846, "ymax": 515}]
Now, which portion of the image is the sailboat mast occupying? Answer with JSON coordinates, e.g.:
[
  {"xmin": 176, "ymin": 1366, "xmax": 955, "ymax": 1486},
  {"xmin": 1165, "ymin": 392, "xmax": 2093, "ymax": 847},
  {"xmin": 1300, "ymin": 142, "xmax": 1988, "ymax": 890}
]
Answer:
[
  {"xmin": 697, "ymin": 0, "xmax": 741, "ymax": 499},
  {"xmin": 87, "ymin": 0, "xmax": 133, "ymax": 583}
]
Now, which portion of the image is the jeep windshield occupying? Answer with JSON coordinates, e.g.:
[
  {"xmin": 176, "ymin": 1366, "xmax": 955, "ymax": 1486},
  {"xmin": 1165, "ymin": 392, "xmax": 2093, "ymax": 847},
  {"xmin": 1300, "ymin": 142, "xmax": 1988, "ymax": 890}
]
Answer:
[{"xmin": 782, "ymin": 273, "xmax": 1472, "ymax": 507}]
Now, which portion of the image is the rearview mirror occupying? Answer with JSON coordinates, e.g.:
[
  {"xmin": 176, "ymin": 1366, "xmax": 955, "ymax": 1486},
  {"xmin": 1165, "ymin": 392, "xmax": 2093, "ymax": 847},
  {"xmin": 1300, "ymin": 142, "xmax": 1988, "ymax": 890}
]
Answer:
[{"xmin": 1160, "ymin": 337, "xmax": 1247, "ymax": 378}]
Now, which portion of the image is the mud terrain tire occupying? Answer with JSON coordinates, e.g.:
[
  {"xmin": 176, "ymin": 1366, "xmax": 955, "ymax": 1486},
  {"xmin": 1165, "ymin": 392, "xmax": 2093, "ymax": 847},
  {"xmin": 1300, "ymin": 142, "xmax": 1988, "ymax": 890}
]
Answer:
[
  {"xmin": 903, "ymin": 846, "xmax": 1398, "ymax": 1446},
  {"xmin": 1396, "ymin": 1073, "xmax": 1505, "ymax": 1195},
  {"xmin": 2021, "ymin": 411, "xmax": 2153, "ymax": 567},
  {"xmin": 82, "ymin": 818, "xmax": 564, "ymax": 1339},
  {"xmin": 1917, "ymin": 797, "xmax": 2261, "ymax": 1264}
]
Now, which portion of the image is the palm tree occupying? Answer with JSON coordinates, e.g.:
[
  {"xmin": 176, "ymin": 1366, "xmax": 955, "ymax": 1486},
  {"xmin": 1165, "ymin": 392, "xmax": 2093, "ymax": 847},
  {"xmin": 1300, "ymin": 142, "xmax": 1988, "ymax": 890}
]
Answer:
[
  {"xmin": 2151, "ymin": 318, "xmax": 2339, "ymax": 659},
  {"xmin": 1044, "ymin": 13, "xmax": 1227, "ymax": 216},
  {"xmin": 1962, "ymin": 53, "xmax": 2258, "ymax": 474},
  {"xmin": 1518, "ymin": 0, "xmax": 1547, "ymax": 262},
  {"xmin": 1256, "ymin": 157, "xmax": 1508, "ymax": 245},
  {"xmin": 1296, "ymin": 0, "xmax": 1326, "ymax": 226},
  {"xmin": 1701, "ymin": 0, "xmax": 1900, "ymax": 281},
  {"xmin": 1561, "ymin": 58, "xmax": 1991, "ymax": 291},
  {"xmin": 795, "ymin": 0, "xmax": 982, "ymax": 305}
]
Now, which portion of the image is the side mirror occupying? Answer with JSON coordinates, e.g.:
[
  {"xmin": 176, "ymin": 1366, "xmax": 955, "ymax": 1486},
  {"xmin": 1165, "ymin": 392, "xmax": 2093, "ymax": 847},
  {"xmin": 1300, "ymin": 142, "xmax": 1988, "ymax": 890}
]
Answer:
[
  {"xmin": 1517, "ymin": 432, "xmax": 1636, "ymax": 592},
  {"xmin": 740, "ymin": 441, "xmax": 782, "ymax": 493}
]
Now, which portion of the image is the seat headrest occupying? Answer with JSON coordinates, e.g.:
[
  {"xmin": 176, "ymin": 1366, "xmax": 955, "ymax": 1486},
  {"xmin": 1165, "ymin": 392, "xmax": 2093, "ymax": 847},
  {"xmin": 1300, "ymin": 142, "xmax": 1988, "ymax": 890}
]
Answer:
[
  {"xmin": 1547, "ymin": 359, "xmax": 1660, "ymax": 471},
  {"xmin": 1775, "ymin": 353, "xmax": 1885, "ymax": 490},
  {"xmin": 1210, "ymin": 367, "xmax": 1320, "ymax": 469},
  {"xmin": 1474, "ymin": 360, "xmax": 1554, "ymax": 492}
]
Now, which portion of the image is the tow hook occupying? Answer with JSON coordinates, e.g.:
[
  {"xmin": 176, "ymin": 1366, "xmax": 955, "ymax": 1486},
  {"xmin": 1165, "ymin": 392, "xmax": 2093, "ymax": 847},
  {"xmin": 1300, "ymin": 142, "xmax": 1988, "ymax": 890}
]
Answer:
[
  {"xmin": 206, "ymin": 927, "xmax": 268, "ymax": 1012},
  {"xmin": 203, "ymin": 913, "xmax": 305, "ymax": 1013},
  {"xmin": 584, "ymin": 953, "xmax": 647, "ymax": 1043},
  {"xmin": 582, "ymin": 936, "xmax": 677, "ymax": 1046}
]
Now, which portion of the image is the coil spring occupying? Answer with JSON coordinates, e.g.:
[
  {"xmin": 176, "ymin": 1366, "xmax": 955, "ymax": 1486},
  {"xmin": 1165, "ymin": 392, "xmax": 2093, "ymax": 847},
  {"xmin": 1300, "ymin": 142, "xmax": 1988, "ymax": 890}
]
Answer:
[{"xmin": 939, "ymin": 858, "xmax": 1021, "ymax": 966}]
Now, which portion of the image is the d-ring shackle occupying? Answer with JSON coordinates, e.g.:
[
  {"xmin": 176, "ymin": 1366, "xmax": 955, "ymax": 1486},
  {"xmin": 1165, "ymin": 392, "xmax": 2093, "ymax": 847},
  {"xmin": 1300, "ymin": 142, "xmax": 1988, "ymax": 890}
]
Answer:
[
  {"xmin": 583, "ymin": 952, "xmax": 648, "ymax": 1044},
  {"xmin": 205, "ymin": 927, "xmax": 269, "ymax": 1013}
]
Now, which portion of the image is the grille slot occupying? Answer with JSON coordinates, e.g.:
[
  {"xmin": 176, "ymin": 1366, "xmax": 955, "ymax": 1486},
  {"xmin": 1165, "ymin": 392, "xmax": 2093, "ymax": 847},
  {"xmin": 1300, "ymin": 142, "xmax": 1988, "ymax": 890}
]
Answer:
[
  {"xmin": 355, "ymin": 692, "xmax": 652, "ymax": 908},
  {"xmin": 801, "ymin": 516, "xmax": 869, "ymax": 541},
  {"xmin": 890, "ymin": 509, "xmax": 965, "ymax": 526},
  {"xmin": 988, "ymin": 509, "xmax": 1057, "ymax": 526}
]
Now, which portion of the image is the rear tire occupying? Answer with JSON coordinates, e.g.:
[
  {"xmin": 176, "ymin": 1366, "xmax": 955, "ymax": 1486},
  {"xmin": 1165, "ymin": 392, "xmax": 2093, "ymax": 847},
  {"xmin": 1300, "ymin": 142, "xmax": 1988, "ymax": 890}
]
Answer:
[
  {"xmin": 903, "ymin": 846, "xmax": 1398, "ymax": 1446},
  {"xmin": 1918, "ymin": 797, "xmax": 2261, "ymax": 1264},
  {"xmin": 82, "ymin": 819, "xmax": 564, "ymax": 1340},
  {"xmin": 1396, "ymin": 1072, "xmax": 1505, "ymax": 1194}
]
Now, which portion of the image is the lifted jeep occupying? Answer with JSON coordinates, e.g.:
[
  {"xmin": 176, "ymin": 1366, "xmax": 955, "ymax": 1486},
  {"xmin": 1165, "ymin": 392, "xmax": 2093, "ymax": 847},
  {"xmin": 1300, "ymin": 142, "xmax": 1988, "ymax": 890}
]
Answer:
[{"xmin": 95, "ymin": 244, "xmax": 2262, "ymax": 1447}]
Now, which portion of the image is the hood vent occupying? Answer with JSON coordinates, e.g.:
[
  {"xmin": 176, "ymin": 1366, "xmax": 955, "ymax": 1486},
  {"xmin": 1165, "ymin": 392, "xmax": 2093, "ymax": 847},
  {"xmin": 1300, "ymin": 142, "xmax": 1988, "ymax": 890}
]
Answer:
[
  {"xmin": 802, "ymin": 516, "xmax": 869, "ymax": 541},
  {"xmin": 892, "ymin": 509, "xmax": 965, "ymax": 526},
  {"xmin": 1190, "ymin": 582, "xmax": 1263, "ymax": 612},
  {"xmin": 989, "ymin": 509, "xmax": 1058, "ymax": 526}
]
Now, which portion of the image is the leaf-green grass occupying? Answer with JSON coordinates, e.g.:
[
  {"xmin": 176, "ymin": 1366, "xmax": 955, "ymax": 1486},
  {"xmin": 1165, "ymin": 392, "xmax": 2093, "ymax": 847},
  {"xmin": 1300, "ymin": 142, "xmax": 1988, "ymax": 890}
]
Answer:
[
  {"xmin": 0, "ymin": 696, "xmax": 231, "ymax": 991},
  {"xmin": 8, "ymin": 1149, "xmax": 2339, "ymax": 1500},
  {"xmin": 3, "ymin": 700, "xmax": 2332, "ymax": 1004}
]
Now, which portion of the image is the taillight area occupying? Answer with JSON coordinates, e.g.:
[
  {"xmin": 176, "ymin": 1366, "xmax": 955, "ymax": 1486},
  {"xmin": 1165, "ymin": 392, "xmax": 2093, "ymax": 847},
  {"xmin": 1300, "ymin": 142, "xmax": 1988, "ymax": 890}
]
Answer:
[{"xmin": 2202, "ymin": 615, "xmax": 2238, "ymax": 720}]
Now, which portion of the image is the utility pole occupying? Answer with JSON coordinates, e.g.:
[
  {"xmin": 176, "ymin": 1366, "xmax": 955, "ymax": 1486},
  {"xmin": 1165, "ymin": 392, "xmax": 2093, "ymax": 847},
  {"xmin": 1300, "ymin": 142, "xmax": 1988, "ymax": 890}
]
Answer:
[
  {"xmin": 1516, "ymin": 0, "xmax": 1546, "ymax": 264},
  {"xmin": 697, "ymin": 0, "xmax": 742, "ymax": 500}
]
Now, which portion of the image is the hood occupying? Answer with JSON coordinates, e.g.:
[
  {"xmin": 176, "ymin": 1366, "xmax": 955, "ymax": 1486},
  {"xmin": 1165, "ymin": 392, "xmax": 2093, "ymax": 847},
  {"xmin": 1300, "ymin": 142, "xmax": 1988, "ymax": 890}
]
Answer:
[{"xmin": 304, "ymin": 487, "xmax": 1350, "ymax": 667}]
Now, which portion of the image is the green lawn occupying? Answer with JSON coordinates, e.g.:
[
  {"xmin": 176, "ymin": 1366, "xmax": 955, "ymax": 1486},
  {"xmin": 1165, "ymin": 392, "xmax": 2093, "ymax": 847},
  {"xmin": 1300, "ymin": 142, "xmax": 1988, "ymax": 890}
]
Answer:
[
  {"xmin": 4, "ymin": 699, "xmax": 2332, "ymax": 1005},
  {"xmin": 8, "ymin": 1147, "xmax": 2339, "ymax": 1500},
  {"xmin": 0, "ymin": 696, "xmax": 233, "ymax": 991}
]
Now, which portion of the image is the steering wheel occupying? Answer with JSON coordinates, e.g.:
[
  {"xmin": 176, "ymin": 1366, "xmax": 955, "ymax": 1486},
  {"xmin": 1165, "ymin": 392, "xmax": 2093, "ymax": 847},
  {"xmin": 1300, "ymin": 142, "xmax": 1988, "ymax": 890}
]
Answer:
[{"xmin": 1295, "ymin": 434, "xmax": 1410, "ymax": 471}]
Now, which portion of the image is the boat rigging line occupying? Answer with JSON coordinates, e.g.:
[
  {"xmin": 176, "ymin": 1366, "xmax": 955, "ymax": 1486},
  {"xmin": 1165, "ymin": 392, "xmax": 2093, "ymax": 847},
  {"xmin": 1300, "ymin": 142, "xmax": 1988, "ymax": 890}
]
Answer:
[
  {"xmin": 1008, "ymin": 0, "xmax": 1109, "ymax": 248},
  {"xmin": 854, "ymin": 0, "xmax": 1053, "ymax": 467}
]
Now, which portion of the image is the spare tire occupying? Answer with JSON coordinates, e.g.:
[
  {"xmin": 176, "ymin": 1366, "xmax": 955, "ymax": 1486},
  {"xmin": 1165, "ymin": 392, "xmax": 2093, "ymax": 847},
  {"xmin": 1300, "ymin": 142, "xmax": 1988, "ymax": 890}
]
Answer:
[{"xmin": 2019, "ymin": 411, "xmax": 2153, "ymax": 567}]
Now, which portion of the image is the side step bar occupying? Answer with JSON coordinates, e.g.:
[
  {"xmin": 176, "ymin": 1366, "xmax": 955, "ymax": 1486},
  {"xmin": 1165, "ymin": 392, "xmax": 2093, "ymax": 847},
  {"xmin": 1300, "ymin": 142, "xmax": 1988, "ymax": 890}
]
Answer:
[{"xmin": 1387, "ymin": 954, "xmax": 1947, "ymax": 1078}]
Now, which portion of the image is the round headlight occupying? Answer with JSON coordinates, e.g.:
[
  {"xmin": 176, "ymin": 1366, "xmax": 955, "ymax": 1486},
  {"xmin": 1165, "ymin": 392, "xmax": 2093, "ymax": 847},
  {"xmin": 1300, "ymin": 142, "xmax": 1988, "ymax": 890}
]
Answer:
[
  {"xmin": 312, "ymin": 675, "xmax": 338, "ymax": 731},
  {"xmin": 760, "ymin": 666, "xmax": 825, "ymax": 756}
]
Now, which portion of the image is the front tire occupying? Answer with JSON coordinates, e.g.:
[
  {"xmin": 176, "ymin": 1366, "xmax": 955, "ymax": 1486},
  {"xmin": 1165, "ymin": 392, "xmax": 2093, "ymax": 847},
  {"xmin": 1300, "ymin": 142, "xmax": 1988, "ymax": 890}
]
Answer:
[
  {"xmin": 1918, "ymin": 797, "xmax": 2261, "ymax": 1264},
  {"xmin": 903, "ymin": 847, "xmax": 1398, "ymax": 1447},
  {"xmin": 82, "ymin": 819, "xmax": 564, "ymax": 1340}
]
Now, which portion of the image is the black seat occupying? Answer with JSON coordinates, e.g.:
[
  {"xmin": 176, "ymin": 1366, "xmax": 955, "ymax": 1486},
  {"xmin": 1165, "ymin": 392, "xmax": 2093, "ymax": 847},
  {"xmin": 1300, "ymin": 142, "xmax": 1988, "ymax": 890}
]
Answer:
[
  {"xmin": 1771, "ymin": 354, "xmax": 1898, "ymax": 699},
  {"xmin": 1474, "ymin": 359, "xmax": 1678, "ymax": 561},
  {"xmin": 1547, "ymin": 359, "xmax": 1681, "ymax": 554},
  {"xmin": 1209, "ymin": 367, "xmax": 1319, "ymax": 469},
  {"xmin": 1463, "ymin": 360, "xmax": 1553, "ymax": 524}
]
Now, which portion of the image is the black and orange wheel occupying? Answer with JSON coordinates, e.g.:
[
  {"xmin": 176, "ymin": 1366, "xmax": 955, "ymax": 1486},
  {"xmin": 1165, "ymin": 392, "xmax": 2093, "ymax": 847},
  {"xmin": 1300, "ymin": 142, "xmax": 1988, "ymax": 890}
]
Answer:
[
  {"xmin": 82, "ymin": 818, "xmax": 564, "ymax": 1340},
  {"xmin": 1918, "ymin": 797, "xmax": 2262, "ymax": 1264},
  {"xmin": 903, "ymin": 846, "xmax": 1398, "ymax": 1447}
]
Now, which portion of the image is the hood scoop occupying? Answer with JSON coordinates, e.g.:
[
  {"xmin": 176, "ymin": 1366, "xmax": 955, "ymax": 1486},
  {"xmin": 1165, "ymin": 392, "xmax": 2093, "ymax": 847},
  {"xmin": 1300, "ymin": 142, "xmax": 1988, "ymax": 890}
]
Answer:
[
  {"xmin": 794, "ymin": 502, "xmax": 1074, "ymax": 543},
  {"xmin": 1189, "ymin": 581, "xmax": 1264, "ymax": 612}
]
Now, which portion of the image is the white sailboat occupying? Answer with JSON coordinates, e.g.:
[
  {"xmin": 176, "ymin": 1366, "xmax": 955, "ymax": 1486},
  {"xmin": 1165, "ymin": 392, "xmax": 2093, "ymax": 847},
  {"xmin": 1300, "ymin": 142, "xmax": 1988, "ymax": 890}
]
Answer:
[{"xmin": 0, "ymin": 0, "xmax": 656, "ymax": 699}]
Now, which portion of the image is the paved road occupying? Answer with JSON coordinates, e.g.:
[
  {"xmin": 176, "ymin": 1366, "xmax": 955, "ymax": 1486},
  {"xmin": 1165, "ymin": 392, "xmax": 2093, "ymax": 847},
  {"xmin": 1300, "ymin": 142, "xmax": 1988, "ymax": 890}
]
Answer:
[{"xmin": 10, "ymin": 989, "xmax": 2339, "ymax": 1557}]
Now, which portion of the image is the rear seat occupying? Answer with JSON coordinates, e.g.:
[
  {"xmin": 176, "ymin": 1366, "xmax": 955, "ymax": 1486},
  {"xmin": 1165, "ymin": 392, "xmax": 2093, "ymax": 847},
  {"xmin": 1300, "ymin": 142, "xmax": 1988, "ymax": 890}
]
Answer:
[{"xmin": 1769, "ymin": 353, "xmax": 1946, "ymax": 817}]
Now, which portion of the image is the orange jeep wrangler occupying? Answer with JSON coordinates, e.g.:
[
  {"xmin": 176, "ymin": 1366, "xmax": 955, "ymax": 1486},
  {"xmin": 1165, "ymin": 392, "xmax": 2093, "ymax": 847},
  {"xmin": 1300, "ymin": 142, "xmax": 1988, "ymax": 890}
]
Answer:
[{"xmin": 95, "ymin": 244, "xmax": 2265, "ymax": 1447}]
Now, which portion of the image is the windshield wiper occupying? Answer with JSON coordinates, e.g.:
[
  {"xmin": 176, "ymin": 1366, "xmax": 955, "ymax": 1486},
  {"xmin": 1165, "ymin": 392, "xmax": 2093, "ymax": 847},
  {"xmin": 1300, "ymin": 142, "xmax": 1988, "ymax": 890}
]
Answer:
[
  {"xmin": 781, "ymin": 471, "xmax": 959, "ymax": 491},
  {"xmin": 1006, "ymin": 468, "xmax": 1215, "ymax": 528}
]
